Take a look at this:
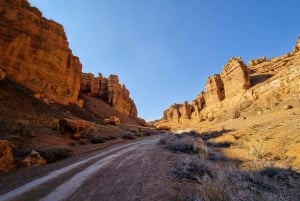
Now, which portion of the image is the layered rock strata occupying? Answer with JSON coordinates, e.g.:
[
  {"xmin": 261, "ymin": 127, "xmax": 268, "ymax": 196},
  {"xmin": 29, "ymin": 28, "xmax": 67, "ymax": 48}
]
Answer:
[
  {"xmin": 0, "ymin": 0, "xmax": 82, "ymax": 106},
  {"xmin": 81, "ymin": 73, "xmax": 137, "ymax": 118},
  {"xmin": 204, "ymin": 74, "xmax": 225, "ymax": 105},
  {"xmin": 158, "ymin": 37, "xmax": 300, "ymax": 125},
  {"xmin": 220, "ymin": 57, "xmax": 250, "ymax": 98}
]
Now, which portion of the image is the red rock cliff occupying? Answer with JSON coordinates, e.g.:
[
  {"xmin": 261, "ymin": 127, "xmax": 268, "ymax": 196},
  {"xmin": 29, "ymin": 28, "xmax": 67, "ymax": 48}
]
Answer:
[
  {"xmin": 81, "ymin": 73, "xmax": 138, "ymax": 118},
  {"xmin": 0, "ymin": 0, "xmax": 82, "ymax": 106}
]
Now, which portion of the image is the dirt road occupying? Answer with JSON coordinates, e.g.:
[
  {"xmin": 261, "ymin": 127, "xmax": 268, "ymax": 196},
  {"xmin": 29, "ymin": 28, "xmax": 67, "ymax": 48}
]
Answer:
[{"xmin": 0, "ymin": 135, "xmax": 183, "ymax": 201}]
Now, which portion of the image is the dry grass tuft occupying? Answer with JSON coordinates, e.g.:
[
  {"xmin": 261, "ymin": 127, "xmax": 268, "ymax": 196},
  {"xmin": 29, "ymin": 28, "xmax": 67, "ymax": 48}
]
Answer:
[
  {"xmin": 160, "ymin": 134, "xmax": 207, "ymax": 157},
  {"xmin": 171, "ymin": 158, "xmax": 214, "ymax": 182},
  {"xmin": 199, "ymin": 180, "xmax": 232, "ymax": 201}
]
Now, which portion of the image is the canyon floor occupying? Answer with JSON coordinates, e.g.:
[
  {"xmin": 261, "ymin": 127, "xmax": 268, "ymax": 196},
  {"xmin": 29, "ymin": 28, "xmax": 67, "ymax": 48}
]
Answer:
[{"xmin": 1, "ymin": 105, "xmax": 300, "ymax": 201}]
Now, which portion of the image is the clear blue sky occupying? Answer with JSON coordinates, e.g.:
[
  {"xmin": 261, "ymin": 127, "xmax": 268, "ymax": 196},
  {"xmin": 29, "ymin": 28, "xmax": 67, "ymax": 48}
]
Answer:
[{"xmin": 28, "ymin": 0, "xmax": 300, "ymax": 121}]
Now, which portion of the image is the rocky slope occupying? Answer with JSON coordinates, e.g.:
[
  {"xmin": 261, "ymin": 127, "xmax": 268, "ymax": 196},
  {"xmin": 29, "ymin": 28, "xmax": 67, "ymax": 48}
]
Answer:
[
  {"xmin": 155, "ymin": 36, "xmax": 300, "ymax": 174},
  {"xmin": 157, "ymin": 37, "xmax": 300, "ymax": 127}
]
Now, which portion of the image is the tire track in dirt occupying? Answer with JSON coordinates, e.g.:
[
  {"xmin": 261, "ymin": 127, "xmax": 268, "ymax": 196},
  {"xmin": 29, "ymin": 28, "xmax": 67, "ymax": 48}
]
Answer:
[{"xmin": 0, "ymin": 137, "xmax": 161, "ymax": 201}]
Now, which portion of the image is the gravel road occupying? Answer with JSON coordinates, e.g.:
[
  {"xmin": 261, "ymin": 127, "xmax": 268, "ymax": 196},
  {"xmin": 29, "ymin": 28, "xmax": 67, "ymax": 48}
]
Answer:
[{"xmin": 0, "ymin": 135, "xmax": 181, "ymax": 201}]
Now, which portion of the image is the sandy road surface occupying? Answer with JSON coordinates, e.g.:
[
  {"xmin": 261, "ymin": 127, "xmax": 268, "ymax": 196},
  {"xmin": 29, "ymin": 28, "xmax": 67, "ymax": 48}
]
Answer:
[{"xmin": 0, "ymin": 135, "xmax": 178, "ymax": 201}]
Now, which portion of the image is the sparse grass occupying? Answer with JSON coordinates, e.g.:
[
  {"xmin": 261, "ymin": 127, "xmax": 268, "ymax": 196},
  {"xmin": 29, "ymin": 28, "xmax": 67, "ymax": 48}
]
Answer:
[{"xmin": 160, "ymin": 132, "xmax": 300, "ymax": 201}]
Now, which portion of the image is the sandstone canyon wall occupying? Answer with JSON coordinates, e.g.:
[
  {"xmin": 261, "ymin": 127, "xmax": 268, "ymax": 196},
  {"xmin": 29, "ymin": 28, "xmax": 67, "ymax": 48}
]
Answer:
[
  {"xmin": 158, "ymin": 37, "xmax": 300, "ymax": 127},
  {"xmin": 81, "ymin": 73, "xmax": 137, "ymax": 117},
  {"xmin": 0, "ymin": 0, "xmax": 82, "ymax": 106},
  {"xmin": 0, "ymin": 0, "xmax": 138, "ymax": 118}
]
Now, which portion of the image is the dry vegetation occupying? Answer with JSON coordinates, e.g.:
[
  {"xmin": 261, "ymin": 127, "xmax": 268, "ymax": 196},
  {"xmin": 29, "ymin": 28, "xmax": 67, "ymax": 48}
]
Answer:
[{"xmin": 159, "ymin": 132, "xmax": 300, "ymax": 201}]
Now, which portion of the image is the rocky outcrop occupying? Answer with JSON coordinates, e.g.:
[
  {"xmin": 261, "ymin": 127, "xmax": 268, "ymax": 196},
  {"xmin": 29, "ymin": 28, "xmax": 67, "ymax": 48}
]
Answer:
[
  {"xmin": 161, "ymin": 57, "xmax": 250, "ymax": 123},
  {"xmin": 249, "ymin": 56, "xmax": 267, "ymax": 66},
  {"xmin": 81, "ymin": 73, "xmax": 138, "ymax": 118},
  {"xmin": 204, "ymin": 74, "xmax": 225, "ymax": 105},
  {"xmin": 294, "ymin": 36, "xmax": 300, "ymax": 52},
  {"xmin": 191, "ymin": 92, "xmax": 205, "ymax": 122},
  {"xmin": 163, "ymin": 104, "xmax": 181, "ymax": 122},
  {"xmin": 220, "ymin": 57, "xmax": 250, "ymax": 98},
  {"xmin": 0, "ymin": 140, "xmax": 14, "ymax": 171},
  {"xmin": 157, "ymin": 37, "xmax": 300, "ymax": 127},
  {"xmin": 179, "ymin": 101, "xmax": 192, "ymax": 119},
  {"xmin": 0, "ymin": 0, "xmax": 82, "ymax": 106}
]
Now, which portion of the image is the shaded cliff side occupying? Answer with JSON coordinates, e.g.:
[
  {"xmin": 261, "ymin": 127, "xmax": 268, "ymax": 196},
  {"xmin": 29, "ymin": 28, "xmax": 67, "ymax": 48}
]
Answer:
[{"xmin": 0, "ymin": 0, "xmax": 82, "ymax": 106}]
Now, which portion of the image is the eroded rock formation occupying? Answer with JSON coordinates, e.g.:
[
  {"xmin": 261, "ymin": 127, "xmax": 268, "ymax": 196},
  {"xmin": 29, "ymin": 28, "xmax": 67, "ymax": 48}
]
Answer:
[
  {"xmin": 220, "ymin": 57, "xmax": 250, "ymax": 98},
  {"xmin": 0, "ymin": 0, "xmax": 83, "ymax": 106},
  {"xmin": 204, "ymin": 74, "xmax": 224, "ymax": 105},
  {"xmin": 158, "ymin": 37, "xmax": 300, "ymax": 126},
  {"xmin": 81, "ymin": 73, "xmax": 138, "ymax": 117},
  {"xmin": 249, "ymin": 56, "xmax": 267, "ymax": 66}
]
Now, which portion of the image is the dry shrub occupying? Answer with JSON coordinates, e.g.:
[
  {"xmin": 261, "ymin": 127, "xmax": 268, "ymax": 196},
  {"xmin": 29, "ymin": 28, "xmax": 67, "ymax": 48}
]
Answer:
[
  {"xmin": 160, "ymin": 135, "xmax": 207, "ymax": 157},
  {"xmin": 121, "ymin": 133, "xmax": 136, "ymax": 140},
  {"xmin": 105, "ymin": 135, "xmax": 117, "ymax": 140},
  {"xmin": 89, "ymin": 135, "xmax": 106, "ymax": 144},
  {"xmin": 199, "ymin": 180, "xmax": 232, "ymax": 201},
  {"xmin": 36, "ymin": 147, "xmax": 72, "ymax": 163},
  {"xmin": 172, "ymin": 158, "xmax": 214, "ymax": 182}
]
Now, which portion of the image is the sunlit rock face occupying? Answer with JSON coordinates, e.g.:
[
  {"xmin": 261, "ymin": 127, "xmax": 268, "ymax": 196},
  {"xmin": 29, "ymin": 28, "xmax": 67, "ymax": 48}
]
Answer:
[
  {"xmin": 0, "ymin": 0, "xmax": 82, "ymax": 106},
  {"xmin": 204, "ymin": 74, "xmax": 225, "ymax": 105},
  {"xmin": 220, "ymin": 57, "xmax": 250, "ymax": 99},
  {"xmin": 157, "ymin": 37, "xmax": 300, "ymax": 126},
  {"xmin": 81, "ymin": 73, "xmax": 138, "ymax": 118}
]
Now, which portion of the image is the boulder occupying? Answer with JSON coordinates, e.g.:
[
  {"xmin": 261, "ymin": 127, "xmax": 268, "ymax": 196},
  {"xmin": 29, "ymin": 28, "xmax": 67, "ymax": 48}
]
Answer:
[
  {"xmin": 59, "ymin": 118, "xmax": 90, "ymax": 135},
  {"xmin": 179, "ymin": 101, "xmax": 192, "ymax": 119},
  {"xmin": 104, "ymin": 116, "xmax": 121, "ymax": 125},
  {"xmin": 0, "ymin": 140, "xmax": 15, "ymax": 171},
  {"xmin": 22, "ymin": 150, "xmax": 46, "ymax": 167}
]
